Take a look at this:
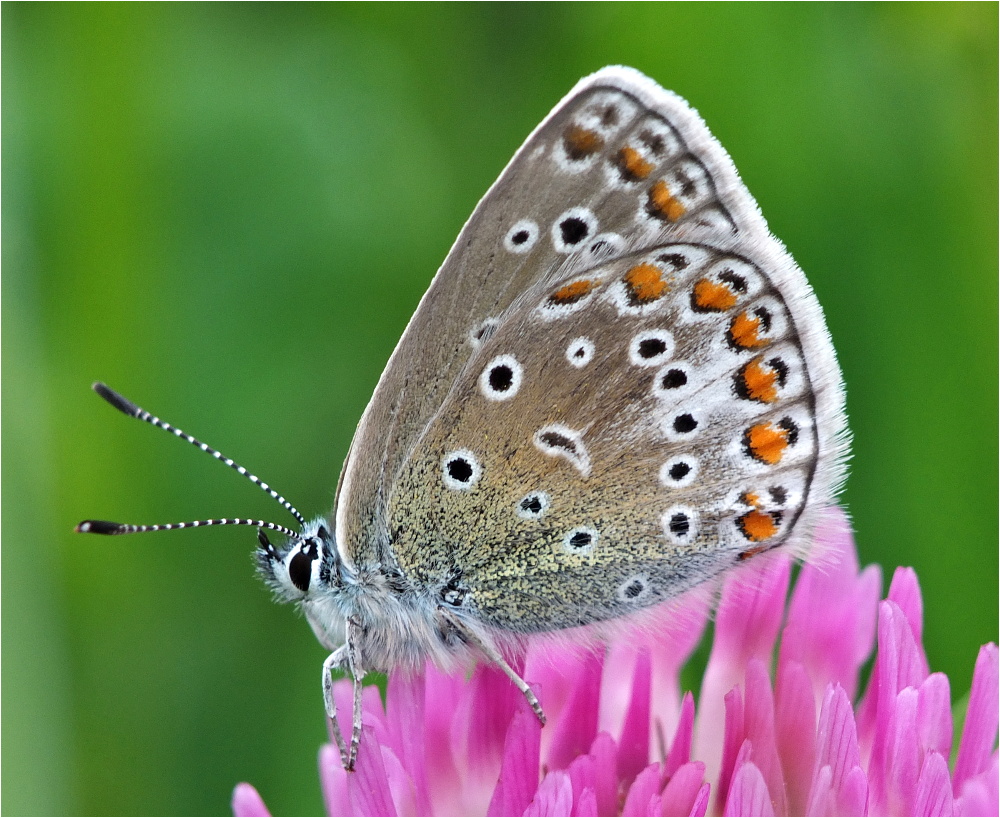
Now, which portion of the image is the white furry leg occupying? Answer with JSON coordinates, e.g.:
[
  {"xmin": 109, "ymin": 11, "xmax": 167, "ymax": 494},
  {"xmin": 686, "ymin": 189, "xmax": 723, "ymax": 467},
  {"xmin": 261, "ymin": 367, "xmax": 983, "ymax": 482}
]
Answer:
[
  {"xmin": 322, "ymin": 646, "xmax": 351, "ymax": 767},
  {"xmin": 321, "ymin": 621, "xmax": 366, "ymax": 771}
]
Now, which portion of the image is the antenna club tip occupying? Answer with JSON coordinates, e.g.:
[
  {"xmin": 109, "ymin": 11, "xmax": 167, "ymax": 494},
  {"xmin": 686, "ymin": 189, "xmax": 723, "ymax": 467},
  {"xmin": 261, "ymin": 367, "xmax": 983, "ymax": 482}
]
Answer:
[
  {"xmin": 76, "ymin": 520, "xmax": 124, "ymax": 535},
  {"xmin": 92, "ymin": 383, "xmax": 141, "ymax": 417}
]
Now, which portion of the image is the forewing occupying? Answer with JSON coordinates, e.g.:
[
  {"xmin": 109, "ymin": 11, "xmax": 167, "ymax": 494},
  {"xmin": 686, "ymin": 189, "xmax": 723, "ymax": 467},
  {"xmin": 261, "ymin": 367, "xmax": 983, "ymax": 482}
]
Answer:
[{"xmin": 336, "ymin": 67, "xmax": 847, "ymax": 621}]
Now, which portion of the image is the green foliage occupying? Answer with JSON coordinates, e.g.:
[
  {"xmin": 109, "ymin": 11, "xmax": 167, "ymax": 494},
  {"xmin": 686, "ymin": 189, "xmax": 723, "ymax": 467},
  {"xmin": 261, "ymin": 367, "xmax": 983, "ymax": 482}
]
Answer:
[{"xmin": 4, "ymin": 4, "xmax": 996, "ymax": 814}]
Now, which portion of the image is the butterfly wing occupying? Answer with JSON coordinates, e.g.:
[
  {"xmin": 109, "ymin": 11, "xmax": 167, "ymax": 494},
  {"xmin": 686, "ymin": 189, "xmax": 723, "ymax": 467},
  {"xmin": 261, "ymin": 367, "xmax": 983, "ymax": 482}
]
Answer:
[{"xmin": 336, "ymin": 67, "xmax": 847, "ymax": 631}]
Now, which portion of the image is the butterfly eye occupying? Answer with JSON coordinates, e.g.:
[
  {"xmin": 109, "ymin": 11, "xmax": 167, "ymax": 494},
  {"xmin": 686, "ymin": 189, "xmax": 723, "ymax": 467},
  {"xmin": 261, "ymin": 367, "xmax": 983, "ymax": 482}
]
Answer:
[{"xmin": 288, "ymin": 544, "xmax": 317, "ymax": 593}]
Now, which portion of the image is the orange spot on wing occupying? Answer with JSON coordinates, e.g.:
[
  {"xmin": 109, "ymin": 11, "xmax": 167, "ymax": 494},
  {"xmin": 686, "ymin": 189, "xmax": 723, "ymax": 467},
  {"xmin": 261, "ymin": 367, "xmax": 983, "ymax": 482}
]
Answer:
[
  {"xmin": 740, "ymin": 491, "xmax": 762, "ymax": 508},
  {"xmin": 738, "ymin": 509, "xmax": 780, "ymax": 542},
  {"xmin": 616, "ymin": 146, "xmax": 654, "ymax": 181},
  {"xmin": 549, "ymin": 279, "xmax": 596, "ymax": 305},
  {"xmin": 737, "ymin": 358, "xmax": 780, "ymax": 403},
  {"xmin": 729, "ymin": 311, "xmax": 768, "ymax": 349},
  {"xmin": 647, "ymin": 180, "xmax": 686, "ymax": 222},
  {"xmin": 623, "ymin": 263, "xmax": 669, "ymax": 304},
  {"xmin": 737, "ymin": 544, "xmax": 770, "ymax": 561},
  {"xmin": 744, "ymin": 422, "xmax": 789, "ymax": 465},
  {"xmin": 692, "ymin": 278, "xmax": 738, "ymax": 312},
  {"xmin": 563, "ymin": 125, "xmax": 604, "ymax": 160}
]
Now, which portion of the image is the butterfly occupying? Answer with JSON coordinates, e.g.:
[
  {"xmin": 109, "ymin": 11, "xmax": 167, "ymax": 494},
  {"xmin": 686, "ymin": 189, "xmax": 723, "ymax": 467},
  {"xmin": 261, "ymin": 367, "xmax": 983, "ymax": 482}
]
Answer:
[{"xmin": 79, "ymin": 66, "xmax": 847, "ymax": 770}]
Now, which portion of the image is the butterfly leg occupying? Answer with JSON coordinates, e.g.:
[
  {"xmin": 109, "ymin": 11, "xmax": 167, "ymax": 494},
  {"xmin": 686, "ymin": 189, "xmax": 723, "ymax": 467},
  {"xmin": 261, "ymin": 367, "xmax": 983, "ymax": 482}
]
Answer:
[
  {"xmin": 321, "ymin": 623, "xmax": 366, "ymax": 771},
  {"xmin": 322, "ymin": 646, "xmax": 351, "ymax": 767},
  {"xmin": 438, "ymin": 607, "xmax": 546, "ymax": 725},
  {"xmin": 344, "ymin": 619, "xmax": 365, "ymax": 771}
]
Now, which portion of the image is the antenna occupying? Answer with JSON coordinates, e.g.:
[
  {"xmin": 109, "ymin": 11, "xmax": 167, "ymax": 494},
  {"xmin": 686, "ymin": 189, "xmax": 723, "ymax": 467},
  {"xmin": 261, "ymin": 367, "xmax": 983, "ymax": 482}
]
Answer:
[{"xmin": 76, "ymin": 382, "xmax": 305, "ymax": 539}]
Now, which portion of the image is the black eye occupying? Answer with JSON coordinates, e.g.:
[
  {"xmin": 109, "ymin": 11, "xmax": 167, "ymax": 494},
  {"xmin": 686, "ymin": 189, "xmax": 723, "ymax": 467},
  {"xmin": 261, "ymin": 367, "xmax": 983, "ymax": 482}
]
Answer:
[{"xmin": 288, "ymin": 547, "xmax": 315, "ymax": 593}]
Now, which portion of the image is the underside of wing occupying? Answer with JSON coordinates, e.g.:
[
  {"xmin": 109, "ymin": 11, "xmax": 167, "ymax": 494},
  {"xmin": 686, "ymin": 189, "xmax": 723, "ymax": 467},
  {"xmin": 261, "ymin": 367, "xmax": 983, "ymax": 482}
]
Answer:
[
  {"xmin": 387, "ymin": 239, "xmax": 837, "ymax": 631},
  {"xmin": 335, "ymin": 67, "xmax": 847, "ymax": 599}
]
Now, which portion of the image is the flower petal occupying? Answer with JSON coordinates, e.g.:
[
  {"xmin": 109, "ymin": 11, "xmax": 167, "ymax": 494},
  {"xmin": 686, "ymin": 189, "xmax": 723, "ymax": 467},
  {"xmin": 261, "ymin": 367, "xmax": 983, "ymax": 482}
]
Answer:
[
  {"xmin": 648, "ymin": 592, "xmax": 712, "ymax": 743},
  {"xmin": 953, "ymin": 643, "xmax": 999, "ymax": 795},
  {"xmin": 879, "ymin": 687, "xmax": 921, "ymax": 816},
  {"xmin": 774, "ymin": 659, "xmax": 816, "ymax": 816},
  {"xmin": 689, "ymin": 782, "xmax": 711, "ymax": 817},
  {"xmin": 381, "ymin": 746, "xmax": 418, "ymax": 816},
  {"xmin": 805, "ymin": 764, "xmax": 833, "ymax": 816},
  {"xmin": 782, "ymin": 508, "xmax": 881, "ymax": 701},
  {"xmin": 617, "ymin": 649, "xmax": 652, "ymax": 787},
  {"xmin": 665, "ymin": 692, "xmax": 695, "ymax": 778},
  {"xmin": 917, "ymin": 673, "xmax": 953, "ymax": 759},
  {"xmin": 660, "ymin": 761, "xmax": 707, "ymax": 817},
  {"xmin": 621, "ymin": 763, "xmax": 662, "ymax": 817},
  {"xmin": 724, "ymin": 759, "xmax": 774, "ymax": 817},
  {"xmin": 457, "ymin": 662, "xmax": 526, "ymax": 772},
  {"xmin": 574, "ymin": 786, "xmax": 598, "ymax": 817},
  {"xmin": 319, "ymin": 743, "xmax": 352, "ymax": 817},
  {"xmin": 696, "ymin": 557, "xmax": 790, "ymax": 788},
  {"xmin": 588, "ymin": 732, "xmax": 620, "ymax": 818},
  {"xmin": 232, "ymin": 783, "xmax": 271, "ymax": 818},
  {"xmin": 524, "ymin": 770, "xmax": 573, "ymax": 817},
  {"xmin": 565, "ymin": 753, "xmax": 596, "ymax": 815},
  {"xmin": 812, "ymin": 683, "xmax": 866, "ymax": 816},
  {"xmin": 385, "ymin": 671, "xmax": 431, "ymax": 814},
  {"xmin": 714, "ymin": 687, "xmax": 745, "ymax": 814},
  {"xmin": 545, "ymin": 650, "xmax": 604, "ymax": 770},
  {"xmin": 913, "ymin": 751, "xmax": 954, "ymax": 817},
  {"xmin": 887, "ymin": 567, "xmax": 925, "ymax": 648},
  {"xmin": 839, "ymin": 766, "xmax": 869, "ymax": 817},
  {"xmin": 347, "ymin": 725, "xmax": 398, "ymax": 817},
  {"xmin": 423, "ymin": 662, "xmax": 465, "ymax": 797},
  {"xmin": 859, "ymin": 599, "xmax": 926, "ymax": 766},
  {"xmin": 743, "ymin": 659, "xmax": 786, "ymax": 814},
  {"xmin": 954, "ymin": 752, "xmax": 998, "ymax": 817},
  {"xmin": 487, "ymin": 709, "xmax": 541, "ymax": 818}
]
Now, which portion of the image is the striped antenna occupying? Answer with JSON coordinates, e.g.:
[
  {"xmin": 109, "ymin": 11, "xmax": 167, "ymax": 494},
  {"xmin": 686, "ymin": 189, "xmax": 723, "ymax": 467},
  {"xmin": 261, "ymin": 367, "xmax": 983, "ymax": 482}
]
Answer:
[
  {"xmin": 75, "ymin": 518, "xmax": 300, "ymax": 539},
  {"xmin": 76, "ymin": 382, "xmax": 306, "ymax": 537}
]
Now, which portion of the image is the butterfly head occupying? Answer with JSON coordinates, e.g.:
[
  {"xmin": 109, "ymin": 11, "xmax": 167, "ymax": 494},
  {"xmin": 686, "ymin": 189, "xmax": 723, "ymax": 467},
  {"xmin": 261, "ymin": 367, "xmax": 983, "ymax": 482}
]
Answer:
[{"xmin": 255, "ymin": 518, "xmax": 341, "ymax": 603}]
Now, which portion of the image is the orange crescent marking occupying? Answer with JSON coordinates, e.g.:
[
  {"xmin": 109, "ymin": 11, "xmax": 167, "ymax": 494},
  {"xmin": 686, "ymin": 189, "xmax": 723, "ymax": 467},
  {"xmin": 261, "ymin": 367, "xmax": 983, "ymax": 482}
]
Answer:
[
  {"xmin": 623, "ymin": 263, "xmax": 669, "ymax": 303},
  {"xmin": 745, "ymin": 422, "xmax": 789, "ymax": 465},
  {"xmin": 550, "ymin": 279, "xmax": 596, "ymax": 305},
  {"xmin": 647, "ymin": 180, "xmax": 686, "ymax": 221},
  {"xmin": 740, "ymin": 358, "xmax": 780, "ymax": 403},
  {"xmin": 617, "ymin": 146, "xmax": 654, "ymax": 180},
  {"xmin": 729, "ymin": 310, "xmax": 768, "ymax": 348},
  {"xmin": 563, "ymin": 125, "xmax": 604, "ymax": 159},
  {"xmin": 693, "ymin": 278, "xmax": 738, "ymax": 312},
  {"xmin": 738, "ymin": 509, "xmax": 779, "ymax": 542}
]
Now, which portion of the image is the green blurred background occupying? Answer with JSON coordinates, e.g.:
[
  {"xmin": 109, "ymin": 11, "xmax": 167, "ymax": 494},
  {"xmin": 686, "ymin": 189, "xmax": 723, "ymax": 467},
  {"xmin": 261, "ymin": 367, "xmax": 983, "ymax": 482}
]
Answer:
[{"xmin": 3, "ymin": 3, "xmax": 996, "ymax": 815}]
